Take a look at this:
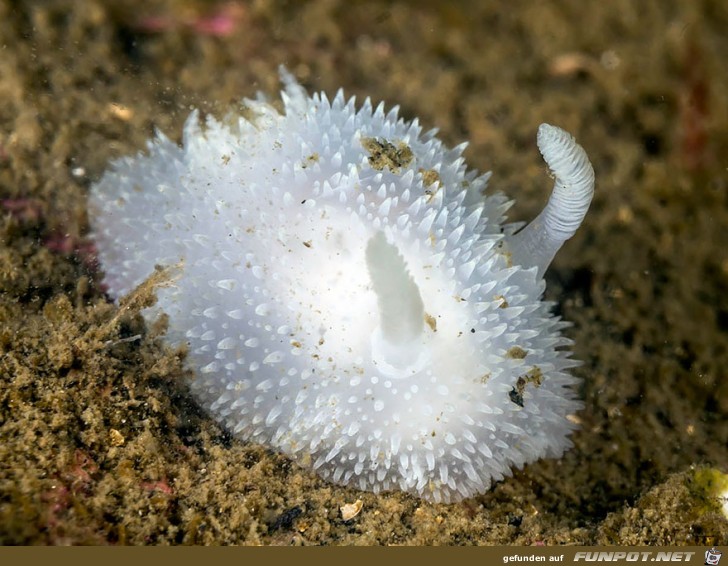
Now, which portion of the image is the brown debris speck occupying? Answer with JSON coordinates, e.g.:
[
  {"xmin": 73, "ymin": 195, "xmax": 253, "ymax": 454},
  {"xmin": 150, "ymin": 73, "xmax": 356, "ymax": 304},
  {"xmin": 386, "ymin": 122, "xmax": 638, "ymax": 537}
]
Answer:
[
  {"xmin": 506, "ymin": 346, "xmax": 528, "ymax": 359},
  {"xmin": 361, "ymin": 137, "xmax": 414, "ymax": 173}
]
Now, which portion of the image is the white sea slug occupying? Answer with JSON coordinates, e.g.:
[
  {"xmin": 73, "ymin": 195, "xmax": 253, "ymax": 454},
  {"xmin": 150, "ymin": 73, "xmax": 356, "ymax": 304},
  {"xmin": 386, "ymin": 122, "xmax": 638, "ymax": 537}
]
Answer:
[{"xmin": 89, "ymin": 68, "xmax": 595, "ymax": 503}]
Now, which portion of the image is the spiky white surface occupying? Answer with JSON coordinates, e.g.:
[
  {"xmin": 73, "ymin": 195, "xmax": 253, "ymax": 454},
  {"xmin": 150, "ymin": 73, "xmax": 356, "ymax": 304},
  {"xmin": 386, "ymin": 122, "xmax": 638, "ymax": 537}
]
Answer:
[{"xmin": 89, "ymin": 72, "xmax": 583, "ymax": 503}]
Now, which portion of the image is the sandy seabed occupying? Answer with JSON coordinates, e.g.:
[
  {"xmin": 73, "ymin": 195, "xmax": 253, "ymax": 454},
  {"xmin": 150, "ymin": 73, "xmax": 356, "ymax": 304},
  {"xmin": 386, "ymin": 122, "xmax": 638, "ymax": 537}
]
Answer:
[{"xmin": 0, "ymin": 0, "xmax": 727, "ymax": 545}]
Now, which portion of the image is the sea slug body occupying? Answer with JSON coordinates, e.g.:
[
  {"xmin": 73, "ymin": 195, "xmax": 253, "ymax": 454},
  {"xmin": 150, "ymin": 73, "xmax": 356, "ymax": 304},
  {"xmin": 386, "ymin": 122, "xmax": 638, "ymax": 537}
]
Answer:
[{"xmin": 90, "ymin": 68, "xmax": 595, "ymax": 503}]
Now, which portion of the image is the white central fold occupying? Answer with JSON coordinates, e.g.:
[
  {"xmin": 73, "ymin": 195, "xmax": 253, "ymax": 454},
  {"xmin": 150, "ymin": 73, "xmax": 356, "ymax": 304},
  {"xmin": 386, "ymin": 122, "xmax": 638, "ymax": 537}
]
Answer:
[{"xmin": 365, "ymin": 231, "xmax": 427, "ymax": 372}]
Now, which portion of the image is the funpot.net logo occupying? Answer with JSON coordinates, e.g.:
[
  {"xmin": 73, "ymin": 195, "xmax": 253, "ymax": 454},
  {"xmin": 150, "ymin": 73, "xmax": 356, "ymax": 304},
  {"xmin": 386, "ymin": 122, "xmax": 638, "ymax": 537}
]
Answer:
[{"xmin": 573, "ymin": 552, "xmax": 696, "ymax": 563}]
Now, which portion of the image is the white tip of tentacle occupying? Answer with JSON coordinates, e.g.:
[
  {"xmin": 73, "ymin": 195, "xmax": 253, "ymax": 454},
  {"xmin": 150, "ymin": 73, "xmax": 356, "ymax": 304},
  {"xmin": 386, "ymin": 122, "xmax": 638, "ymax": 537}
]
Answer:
[{"xmin": 507, "ymin": 123, "xmax": 595, "ymax": 278}]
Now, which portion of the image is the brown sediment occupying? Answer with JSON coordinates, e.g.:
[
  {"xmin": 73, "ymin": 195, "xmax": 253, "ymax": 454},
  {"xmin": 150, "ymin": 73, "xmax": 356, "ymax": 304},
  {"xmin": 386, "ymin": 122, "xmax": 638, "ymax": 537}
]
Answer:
[
  {"xmin": 1, "ymin": 0, "xmax": 727, "ymax": 545},
  {"xmin": 361, "ymin": 137, "xmax": 414, "ymax": 173}
]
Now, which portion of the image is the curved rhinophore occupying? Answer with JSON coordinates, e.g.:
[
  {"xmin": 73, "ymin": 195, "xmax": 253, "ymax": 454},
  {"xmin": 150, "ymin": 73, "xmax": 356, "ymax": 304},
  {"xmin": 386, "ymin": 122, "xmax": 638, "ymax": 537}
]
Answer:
[{"xmin": 507, "ymin": 123, "xmax": 595, "ymax": 278}]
